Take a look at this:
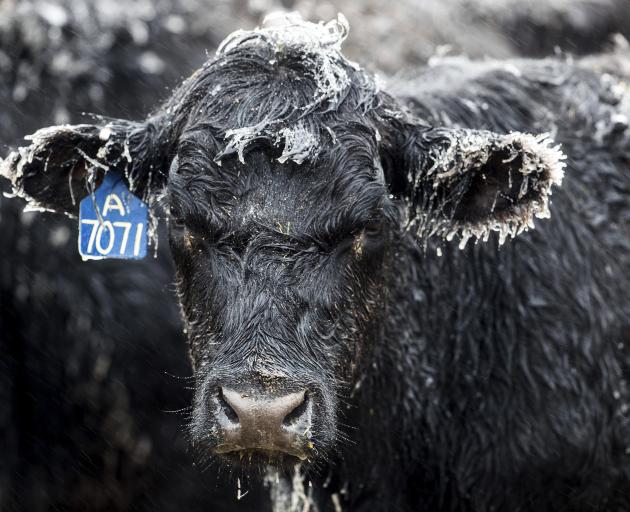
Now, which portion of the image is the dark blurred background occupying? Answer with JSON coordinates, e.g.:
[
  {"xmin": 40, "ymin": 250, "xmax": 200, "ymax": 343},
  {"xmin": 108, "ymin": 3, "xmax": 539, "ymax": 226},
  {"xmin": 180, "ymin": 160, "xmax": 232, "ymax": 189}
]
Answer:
[{"xmin": 1, "ymin": 1, "xmax": 628, "ymax": 510}]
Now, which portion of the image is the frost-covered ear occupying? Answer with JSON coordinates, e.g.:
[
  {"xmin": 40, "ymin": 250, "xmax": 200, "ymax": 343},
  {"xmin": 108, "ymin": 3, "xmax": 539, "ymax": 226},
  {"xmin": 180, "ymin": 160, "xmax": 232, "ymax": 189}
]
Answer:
[
  {"xmin": 0, "ymin": 117, "xmax": 170, "ymax": 216},
  {"xmin": 393, "ymin": 126, "xmax": 566, "ymax": 247}
]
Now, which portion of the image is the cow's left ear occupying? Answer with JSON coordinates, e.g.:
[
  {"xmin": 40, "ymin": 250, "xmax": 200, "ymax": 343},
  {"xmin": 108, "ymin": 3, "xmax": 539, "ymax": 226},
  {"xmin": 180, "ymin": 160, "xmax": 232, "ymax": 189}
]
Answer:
[
  {"xmin": 0, "ymin": 117, "xmax": 172, "ymax": 217},
  {"xmin": 388, "ymin": 125, "xmax": 566, "ymax": 247}
]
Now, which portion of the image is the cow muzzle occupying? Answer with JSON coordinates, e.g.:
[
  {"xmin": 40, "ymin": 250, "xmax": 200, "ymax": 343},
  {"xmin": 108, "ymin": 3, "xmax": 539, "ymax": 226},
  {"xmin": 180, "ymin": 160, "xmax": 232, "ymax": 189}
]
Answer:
[{"xmin": 214, "ymin": 386, "xmax": 314, "ymax": 461}]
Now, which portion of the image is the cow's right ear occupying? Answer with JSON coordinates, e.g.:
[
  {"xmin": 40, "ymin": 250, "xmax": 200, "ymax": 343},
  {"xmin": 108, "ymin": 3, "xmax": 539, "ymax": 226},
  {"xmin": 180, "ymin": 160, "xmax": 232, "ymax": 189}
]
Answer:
[{"xmin": 0, "ymin": 117, "xmax": 172, "ymax": 216}]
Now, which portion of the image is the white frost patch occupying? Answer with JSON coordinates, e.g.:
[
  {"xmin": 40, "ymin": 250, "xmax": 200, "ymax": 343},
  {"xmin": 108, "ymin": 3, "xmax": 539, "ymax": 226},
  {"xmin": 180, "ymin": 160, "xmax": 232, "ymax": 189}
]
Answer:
[
  {"xmin": 266, "ymin": 464, "xmax": 318, "ymax": 512},
  {"xmin": 99, "ymin": 125, "xmax": 113, "ymax": 141},
  {"xmin": 277, "ymin": 123, "xmax": 319, "ymax": 164}
]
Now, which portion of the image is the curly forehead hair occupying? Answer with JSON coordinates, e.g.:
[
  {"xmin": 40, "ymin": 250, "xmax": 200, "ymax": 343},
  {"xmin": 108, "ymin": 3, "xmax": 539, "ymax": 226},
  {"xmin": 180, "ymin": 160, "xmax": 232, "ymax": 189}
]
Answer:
[{"xmin": 163, "ymin": 13, "xmax": 388, "ymax": 166}]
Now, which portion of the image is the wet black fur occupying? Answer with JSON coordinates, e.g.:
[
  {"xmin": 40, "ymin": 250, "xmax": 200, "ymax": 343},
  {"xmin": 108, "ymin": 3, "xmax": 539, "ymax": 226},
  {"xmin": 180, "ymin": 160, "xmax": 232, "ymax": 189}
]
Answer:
[{"xmin": 4, "ymin": 26, "xmax": 630, "ymax": 512}]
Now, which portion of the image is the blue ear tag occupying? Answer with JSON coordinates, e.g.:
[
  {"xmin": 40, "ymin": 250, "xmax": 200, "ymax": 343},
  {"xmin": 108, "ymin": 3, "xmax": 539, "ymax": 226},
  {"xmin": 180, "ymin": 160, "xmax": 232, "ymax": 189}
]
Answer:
[{"xmin": 79, "ymin": 172, "xmax": 148, "ymax": 260}]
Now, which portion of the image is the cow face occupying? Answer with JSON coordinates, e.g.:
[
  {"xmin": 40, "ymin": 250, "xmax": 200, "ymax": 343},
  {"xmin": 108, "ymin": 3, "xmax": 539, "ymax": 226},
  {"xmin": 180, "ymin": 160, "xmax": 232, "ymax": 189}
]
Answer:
[
  {"xmin": 0, "ymin": 14, "xmax": 564, "ymax": 473},
  {"xmin": 168, "ymin": 126, "xmax": 397, "ymax": 467}
]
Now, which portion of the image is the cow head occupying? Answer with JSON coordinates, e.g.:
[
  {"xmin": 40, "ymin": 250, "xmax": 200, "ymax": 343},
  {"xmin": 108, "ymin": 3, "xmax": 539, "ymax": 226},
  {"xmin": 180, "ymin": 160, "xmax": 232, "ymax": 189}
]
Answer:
[{"xmin": 0, "ymin": 14, "xmax": 564, "ymax": 472}]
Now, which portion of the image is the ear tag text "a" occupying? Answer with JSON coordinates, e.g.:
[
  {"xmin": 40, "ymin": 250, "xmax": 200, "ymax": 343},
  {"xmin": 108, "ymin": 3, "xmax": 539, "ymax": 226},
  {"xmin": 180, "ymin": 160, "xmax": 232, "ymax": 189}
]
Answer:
[{"xmin": 79, "ymin": 172, "xmax": 148, "ymax": 260}]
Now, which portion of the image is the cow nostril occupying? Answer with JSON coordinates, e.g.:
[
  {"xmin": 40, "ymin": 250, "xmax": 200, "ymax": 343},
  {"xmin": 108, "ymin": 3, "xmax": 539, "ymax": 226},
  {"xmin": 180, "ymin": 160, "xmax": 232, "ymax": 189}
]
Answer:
[
  {"xmin": 282, "ymin": 391, "xmax": 309, "ymax": 427},
  {"xmin": 218, "ymin": 388, "xmax": 239, "ymax": 423}
]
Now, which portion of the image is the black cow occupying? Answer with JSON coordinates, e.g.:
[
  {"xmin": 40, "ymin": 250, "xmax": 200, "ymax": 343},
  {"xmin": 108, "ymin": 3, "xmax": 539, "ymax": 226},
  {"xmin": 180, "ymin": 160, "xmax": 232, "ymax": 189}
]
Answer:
[{"xmin": 3, "ymin": 13, "xmax": 630, "ymax": 512}]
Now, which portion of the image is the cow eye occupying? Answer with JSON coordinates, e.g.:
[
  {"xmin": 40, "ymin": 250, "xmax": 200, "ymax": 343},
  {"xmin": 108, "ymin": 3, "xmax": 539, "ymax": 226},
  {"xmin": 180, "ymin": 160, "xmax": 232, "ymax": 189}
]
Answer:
[
  {"xmin": 363, "ymin": 220, "xmax": 384, "ymax": 238},
  {"xmin": 171, "ymin": 216, "xmax": 186, "ymax": 230}
]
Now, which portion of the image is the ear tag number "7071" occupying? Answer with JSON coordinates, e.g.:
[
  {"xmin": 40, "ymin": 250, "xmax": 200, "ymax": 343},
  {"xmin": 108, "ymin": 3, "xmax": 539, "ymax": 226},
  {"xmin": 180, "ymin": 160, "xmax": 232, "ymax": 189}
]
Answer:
[{"xmin": 79, "ymin": 172, "xmax": 148, "ymax": 260}]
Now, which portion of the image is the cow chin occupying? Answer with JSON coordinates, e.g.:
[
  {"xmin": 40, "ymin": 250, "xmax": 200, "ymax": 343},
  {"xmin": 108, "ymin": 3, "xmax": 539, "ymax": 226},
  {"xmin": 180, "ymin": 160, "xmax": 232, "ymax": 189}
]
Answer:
[{"xmin": 217, "ymin": 449, "xmax": 309, "ymax": 471}]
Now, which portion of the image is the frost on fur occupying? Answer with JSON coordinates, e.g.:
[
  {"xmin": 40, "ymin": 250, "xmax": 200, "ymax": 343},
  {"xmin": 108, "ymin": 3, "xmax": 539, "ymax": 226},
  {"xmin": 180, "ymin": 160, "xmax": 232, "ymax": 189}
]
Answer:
[
  {"xmin": 218, "ymin": 12, "xmax": 354, "ymax": 111},
  {"xmin": 408, "ymin": 129, "xmax": 566, "ymax": 248},
  {"xmin": 277, "ymin": 122, "xmax": 320, "ymax": 164},
  {"xmin": 0, "ymin": 121, "xmax": 165, "ymax": 248},
  {"xmin": 217, "ymin": 12, "xmax": 369, "ymax": 165},
  {"xmin": 0, "ymin": 124, "xmax": 105, "ymax": 215},
  {"xmin": 265, "ymin": 465, "xmax": 318, "ymax": 512},
  {"xmin": 222, "ymin": 121, "xmax": 321, "ymax": 166}
]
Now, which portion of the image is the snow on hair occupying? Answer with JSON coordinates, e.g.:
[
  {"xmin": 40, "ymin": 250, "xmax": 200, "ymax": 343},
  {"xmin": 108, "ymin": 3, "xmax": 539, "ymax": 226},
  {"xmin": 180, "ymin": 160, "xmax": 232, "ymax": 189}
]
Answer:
[{"xmin": 217, "ymin": 12, "xmax": 363, "ymax": 165}]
